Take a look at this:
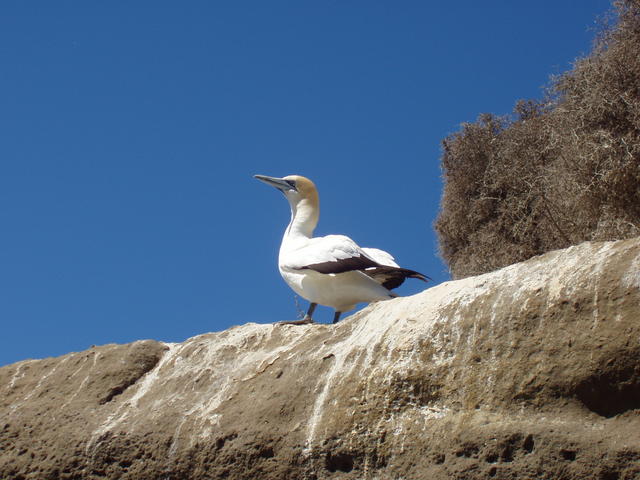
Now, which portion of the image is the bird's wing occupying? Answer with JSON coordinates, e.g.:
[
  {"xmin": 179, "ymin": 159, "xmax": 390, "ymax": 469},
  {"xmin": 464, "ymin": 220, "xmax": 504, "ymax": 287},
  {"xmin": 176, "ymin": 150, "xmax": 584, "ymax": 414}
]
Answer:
[
  {"xmin": 285, "ymin": 235, "xmax": 380, "ymax": 274},
  {"xmin": 361, "ymin": 247, "xmax": 399, "ymax": 268}
]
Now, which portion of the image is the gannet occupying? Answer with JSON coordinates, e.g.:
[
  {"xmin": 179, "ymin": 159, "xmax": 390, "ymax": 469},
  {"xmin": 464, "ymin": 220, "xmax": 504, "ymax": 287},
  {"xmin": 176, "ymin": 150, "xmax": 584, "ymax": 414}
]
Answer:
[{"xmin": 254, "ymin": 174, "xmax": 429, "ymax": 324}]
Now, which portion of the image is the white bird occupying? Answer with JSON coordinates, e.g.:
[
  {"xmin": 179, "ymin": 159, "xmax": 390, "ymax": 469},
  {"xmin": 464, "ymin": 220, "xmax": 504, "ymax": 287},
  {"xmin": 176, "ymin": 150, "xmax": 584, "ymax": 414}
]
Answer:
[{"xmin": 254, "ymin": 174, "xmax": 429, "ymax": 324}]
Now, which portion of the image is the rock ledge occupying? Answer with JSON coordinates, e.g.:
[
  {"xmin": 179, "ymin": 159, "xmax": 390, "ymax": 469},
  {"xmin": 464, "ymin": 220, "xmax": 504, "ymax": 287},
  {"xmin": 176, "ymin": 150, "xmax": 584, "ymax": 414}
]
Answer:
[{"xmin": 2, "ymin": 238, "xmax": 640, "ymax": 479}]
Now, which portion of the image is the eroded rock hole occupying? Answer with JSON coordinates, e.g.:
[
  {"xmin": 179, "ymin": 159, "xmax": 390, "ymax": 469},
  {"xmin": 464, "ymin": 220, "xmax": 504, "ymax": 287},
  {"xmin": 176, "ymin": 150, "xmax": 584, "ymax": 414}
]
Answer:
[
  {"xmin": 523, "ymin": 434, "xmax": 534, "ymax": 454},
  {"xmin": 258, "ymin": 446, "xmax": 274, "ymax": 459},
  {"xmin": 500, "ymin": 445, "xmax": 514, "ymax": 463},
  {"xmin": 455, "ymin": 443, "xmax": 480, "ymax": 458},
  {"xmin": 485, "ymin": 453, "xmax": 499, "ymax": 464},
  {"xmin": 600, "ymin": 470, "xmax": 620, "ymax": 480},
  {"xmin": 574, "ymin": 351, "xmax": 640, "ymax": 418},
  {"xmin": 325, "ymin": 452, "xmax": 354, "ymax": 473},
  {"xmin": 498, "ymin": 434, "xmax": 523, "ymax": 463},
  {"xmin": 560, "ymin": 449, "xmax": 577, "ymax": 461},
  {"xmin": 215, "ymin": 433, "xmax": 237, "ymax": 450}
]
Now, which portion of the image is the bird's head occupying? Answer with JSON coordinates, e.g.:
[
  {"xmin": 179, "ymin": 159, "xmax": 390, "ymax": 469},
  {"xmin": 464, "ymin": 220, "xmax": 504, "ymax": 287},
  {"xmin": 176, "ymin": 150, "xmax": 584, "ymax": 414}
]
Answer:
[{"xmin": 254, "ymin": 174, "xmax": 319, "ymax": 211}]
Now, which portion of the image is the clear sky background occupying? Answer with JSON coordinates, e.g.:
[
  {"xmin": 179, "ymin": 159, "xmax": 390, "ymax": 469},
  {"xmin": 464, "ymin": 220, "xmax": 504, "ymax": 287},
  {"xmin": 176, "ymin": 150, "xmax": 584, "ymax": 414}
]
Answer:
[{"xmin": 1, "ymin": 1, "xmax": 611, "ymax": 366}]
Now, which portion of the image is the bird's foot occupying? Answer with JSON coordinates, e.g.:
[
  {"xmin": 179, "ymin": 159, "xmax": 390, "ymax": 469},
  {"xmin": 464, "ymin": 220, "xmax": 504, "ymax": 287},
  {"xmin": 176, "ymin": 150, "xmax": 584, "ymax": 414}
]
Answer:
[{"xmin": 277, "ymin": 316, "xmax": 314, "ymax": 326}]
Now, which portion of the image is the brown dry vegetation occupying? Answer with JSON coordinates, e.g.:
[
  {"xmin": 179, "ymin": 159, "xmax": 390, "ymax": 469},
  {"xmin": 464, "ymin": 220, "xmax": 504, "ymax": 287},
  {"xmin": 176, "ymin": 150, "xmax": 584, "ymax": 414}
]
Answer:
[{"xmin": 436, "ymin": 0, "xmax": 640, "ymax": 279}]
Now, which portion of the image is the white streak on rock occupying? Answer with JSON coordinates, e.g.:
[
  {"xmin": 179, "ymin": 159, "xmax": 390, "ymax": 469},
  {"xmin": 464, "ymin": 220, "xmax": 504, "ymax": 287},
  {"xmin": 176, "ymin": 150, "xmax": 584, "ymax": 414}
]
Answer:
[
  {"xmin": 7, "ymin": 360, "xmax": 34, "ymax": 390},
  {"xmin": 61, "ymin": 353, "xmax": 99, "ymax": 410},
  {"xmin": 22, "ymin": 356, "xmax": 71, "ymax": 403},
  {"xmin": 90, "ymin": 342, "xmax": 177, "ymax": 447}
]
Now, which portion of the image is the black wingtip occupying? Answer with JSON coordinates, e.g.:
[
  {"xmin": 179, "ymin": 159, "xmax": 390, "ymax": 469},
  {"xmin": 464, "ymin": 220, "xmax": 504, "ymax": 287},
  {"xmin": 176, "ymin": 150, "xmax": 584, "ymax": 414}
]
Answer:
[
  {"xmin": 411, "ymin": 272, "xmax": 431, "ymax": 283},
  {"xmin": 401, "ymin": 268, "xmax": 430, "ymax": 283}
]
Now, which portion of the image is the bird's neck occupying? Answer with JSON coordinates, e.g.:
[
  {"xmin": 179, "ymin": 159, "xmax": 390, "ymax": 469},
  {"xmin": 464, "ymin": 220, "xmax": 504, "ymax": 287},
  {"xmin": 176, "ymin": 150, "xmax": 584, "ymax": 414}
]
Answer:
[{"xmin": 284, "ymin": 199, "xmax": 319, "ymax": 240}]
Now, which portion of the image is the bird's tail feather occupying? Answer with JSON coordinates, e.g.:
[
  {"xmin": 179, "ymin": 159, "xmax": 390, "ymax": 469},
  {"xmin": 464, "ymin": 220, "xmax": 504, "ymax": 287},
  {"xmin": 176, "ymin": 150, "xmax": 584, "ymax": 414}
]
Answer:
[{"xmin": 364, "ymin": 266, "xmax": 430, "ymax": 290}]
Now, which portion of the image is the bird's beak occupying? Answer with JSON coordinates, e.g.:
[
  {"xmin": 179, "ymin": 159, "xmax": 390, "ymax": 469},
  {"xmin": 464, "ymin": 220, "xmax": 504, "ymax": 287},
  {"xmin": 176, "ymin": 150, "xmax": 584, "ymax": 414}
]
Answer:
[{"xmin": 254, "ymin": 174, "xmax": 296, "ymax": 192}]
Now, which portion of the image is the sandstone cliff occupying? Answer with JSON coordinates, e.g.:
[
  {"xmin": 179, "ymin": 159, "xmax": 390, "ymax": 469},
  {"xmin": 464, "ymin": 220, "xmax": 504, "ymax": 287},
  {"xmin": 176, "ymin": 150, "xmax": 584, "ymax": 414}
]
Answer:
[{"xmin": 2, "ymin": 238, "xmax": 640, "ymax": 480}]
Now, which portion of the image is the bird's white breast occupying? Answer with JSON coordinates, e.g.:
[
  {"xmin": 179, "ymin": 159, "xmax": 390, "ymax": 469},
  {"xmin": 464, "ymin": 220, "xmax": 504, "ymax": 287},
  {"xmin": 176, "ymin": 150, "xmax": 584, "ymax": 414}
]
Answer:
[{"xmin": 278, "ymin": 263, "xmax": 392, "ymax": 312}]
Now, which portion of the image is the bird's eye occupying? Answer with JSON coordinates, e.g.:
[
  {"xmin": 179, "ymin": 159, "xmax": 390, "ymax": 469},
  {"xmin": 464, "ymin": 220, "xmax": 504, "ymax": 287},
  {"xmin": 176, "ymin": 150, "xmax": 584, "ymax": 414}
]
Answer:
[{"xmin": 285, "ymin": 180, "xmax": 297, "ymax": 189}]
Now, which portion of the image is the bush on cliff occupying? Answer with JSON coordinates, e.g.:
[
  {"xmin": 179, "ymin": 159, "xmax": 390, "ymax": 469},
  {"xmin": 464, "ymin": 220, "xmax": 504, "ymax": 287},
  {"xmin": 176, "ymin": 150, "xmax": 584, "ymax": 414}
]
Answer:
[{"xmin": 436, "ymin": 0, "xmax": 640, "ymax": 279}]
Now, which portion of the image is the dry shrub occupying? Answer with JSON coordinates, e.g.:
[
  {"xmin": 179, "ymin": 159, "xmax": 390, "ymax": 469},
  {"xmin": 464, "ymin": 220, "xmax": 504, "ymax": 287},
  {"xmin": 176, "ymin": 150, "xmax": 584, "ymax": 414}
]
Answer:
[{"xmin": 436, "ymin": 0, "xmax": 640, "ymax": 278}]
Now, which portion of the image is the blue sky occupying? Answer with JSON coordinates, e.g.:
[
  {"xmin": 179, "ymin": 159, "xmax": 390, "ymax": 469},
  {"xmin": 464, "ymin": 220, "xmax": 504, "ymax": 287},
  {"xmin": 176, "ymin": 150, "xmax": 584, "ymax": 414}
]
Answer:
[{"xmin": 1, "ymin": 1, "xmax": 610, "ymax": 366}]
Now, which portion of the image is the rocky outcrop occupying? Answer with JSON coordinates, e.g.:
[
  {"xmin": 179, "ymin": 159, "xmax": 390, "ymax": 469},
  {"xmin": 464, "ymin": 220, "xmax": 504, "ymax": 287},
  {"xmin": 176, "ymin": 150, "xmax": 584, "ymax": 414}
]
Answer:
[{"xmin": 2, "ymin": 238, "xmax": 640, "ymax": 480}]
